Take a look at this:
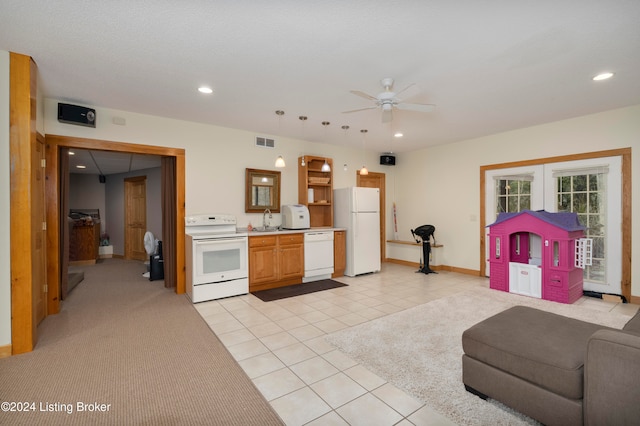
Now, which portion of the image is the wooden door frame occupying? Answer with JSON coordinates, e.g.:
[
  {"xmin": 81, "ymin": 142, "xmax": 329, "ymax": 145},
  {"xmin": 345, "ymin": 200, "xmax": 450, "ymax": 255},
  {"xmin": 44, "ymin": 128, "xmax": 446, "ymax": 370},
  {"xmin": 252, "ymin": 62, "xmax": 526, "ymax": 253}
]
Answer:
[
  {"xmin": 356, "ymin": 171, "xmax": 386, "ymax": 261},
  {"xmin": 479, "ymin": 148, "xmax": 632, "ymax": 303},
  {"xmin": 45, "ymin": 135, "xmax": 186, "ymax": 316},
  {"xmin": 124, "ymin": 175, "xmax": 147, "ymax": 261}
]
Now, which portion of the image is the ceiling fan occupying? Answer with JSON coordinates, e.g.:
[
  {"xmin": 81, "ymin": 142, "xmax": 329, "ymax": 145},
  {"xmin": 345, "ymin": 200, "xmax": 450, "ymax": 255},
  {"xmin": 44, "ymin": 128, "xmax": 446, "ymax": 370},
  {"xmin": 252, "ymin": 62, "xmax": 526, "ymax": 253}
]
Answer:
[{"xmin": 343, "ymin": 77, "xmax": 435, "ymax": 123}]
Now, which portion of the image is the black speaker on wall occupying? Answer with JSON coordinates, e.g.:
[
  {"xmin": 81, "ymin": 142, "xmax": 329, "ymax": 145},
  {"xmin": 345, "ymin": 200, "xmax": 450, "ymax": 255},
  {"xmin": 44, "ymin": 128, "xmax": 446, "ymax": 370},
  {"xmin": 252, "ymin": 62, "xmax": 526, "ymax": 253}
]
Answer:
[
  {"xmin": 58, "ymin": 103, "xmax": 96, "ymax": 127},
  {"xmin": 380, "ymin": 154, "xmax": 396, "ymax": 166}
]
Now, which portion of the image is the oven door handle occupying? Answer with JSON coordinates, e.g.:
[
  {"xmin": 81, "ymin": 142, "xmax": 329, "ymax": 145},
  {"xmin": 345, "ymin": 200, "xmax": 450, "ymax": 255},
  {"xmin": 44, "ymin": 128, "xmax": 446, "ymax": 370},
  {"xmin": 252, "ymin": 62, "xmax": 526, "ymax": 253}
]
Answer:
[{"xmin": 194, "ymin": 237, "xmax": 247, "ymax": 245}]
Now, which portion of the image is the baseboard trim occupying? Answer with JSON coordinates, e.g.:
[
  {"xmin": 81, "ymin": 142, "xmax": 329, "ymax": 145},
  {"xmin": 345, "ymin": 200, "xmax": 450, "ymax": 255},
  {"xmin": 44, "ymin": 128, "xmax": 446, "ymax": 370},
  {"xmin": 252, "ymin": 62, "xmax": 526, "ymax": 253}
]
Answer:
[
  {"xmin": 384, "ymin": 259, "xmax": 479, "ymax": 276},
  {"xmin": 630, "ymin": 295, "xmax": 640, "ymax": 305},
  {"xmin": 0, "ymin": 344, "xmax": 12, "ymax": 358}
]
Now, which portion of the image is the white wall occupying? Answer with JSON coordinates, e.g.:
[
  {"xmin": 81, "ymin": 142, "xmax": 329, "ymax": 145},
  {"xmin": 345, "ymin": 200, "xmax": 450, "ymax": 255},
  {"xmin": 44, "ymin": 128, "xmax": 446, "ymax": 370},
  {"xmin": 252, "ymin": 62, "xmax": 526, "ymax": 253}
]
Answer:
[
  {"xmin": 394, "ymin": 105, "xmax": 640, "ymax": 296},
  {"xmin": 43, "ymin": 98, "xmax": 391, "ymax": 229},
  {"xmin": 0, "ymin": 51, "xmax": 11, "ymax": 347}
]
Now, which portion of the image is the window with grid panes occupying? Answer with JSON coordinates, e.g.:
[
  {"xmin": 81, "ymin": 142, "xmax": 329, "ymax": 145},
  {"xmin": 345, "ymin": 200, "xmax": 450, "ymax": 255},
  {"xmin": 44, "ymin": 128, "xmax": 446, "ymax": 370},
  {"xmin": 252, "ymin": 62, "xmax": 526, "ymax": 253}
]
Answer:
[{"xmin": 496, "ymin": 178, "xmax": 531, "ymax": 218}]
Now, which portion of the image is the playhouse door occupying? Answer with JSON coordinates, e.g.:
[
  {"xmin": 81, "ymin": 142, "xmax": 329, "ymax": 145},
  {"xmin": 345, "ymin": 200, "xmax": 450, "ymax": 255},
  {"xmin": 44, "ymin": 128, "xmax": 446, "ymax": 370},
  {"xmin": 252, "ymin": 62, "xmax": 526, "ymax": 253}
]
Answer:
[{"xmin": 509, "ymin": 262, "xmax": 542, "ymax": 298}]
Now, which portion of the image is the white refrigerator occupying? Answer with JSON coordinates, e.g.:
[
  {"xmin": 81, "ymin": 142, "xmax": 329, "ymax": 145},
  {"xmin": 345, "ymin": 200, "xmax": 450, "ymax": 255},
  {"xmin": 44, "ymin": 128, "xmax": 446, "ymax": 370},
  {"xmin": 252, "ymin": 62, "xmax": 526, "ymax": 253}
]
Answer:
[{"xmin": 334, "ymin": 187, "xmax": 381, "ymax": 276}]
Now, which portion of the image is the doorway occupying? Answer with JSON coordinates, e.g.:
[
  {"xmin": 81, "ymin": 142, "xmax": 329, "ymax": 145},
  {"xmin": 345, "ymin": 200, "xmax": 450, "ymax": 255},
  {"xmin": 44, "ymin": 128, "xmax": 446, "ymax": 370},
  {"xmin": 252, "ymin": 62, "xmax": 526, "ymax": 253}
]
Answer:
[
  {"xmin": 479, "ymin": 148, "xmax": 632, "ymax": 302},
  {"xmin": 356, "ymin": 171, "xmax": 386, "ymax": 261},
  {"xmin": 45, "ymin": 135, "xmax": 186, "ymax": 318}
]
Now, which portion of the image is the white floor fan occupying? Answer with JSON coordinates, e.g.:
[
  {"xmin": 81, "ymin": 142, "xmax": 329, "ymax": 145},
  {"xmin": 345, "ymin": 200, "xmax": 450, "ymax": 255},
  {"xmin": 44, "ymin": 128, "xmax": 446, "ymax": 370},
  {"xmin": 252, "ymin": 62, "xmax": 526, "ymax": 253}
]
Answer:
[{"xmin": 142, "ymin": 231, "xmax": 157, "ymax": 278}]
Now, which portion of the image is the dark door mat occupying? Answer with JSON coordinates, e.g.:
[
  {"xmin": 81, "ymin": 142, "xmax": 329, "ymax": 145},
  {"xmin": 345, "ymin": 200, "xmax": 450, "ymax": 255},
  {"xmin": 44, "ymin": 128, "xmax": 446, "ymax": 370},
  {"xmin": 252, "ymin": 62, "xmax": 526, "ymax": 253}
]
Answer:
[{"xmin": 251, "ymin": 279, "xmax": 348, "ymax": 302}]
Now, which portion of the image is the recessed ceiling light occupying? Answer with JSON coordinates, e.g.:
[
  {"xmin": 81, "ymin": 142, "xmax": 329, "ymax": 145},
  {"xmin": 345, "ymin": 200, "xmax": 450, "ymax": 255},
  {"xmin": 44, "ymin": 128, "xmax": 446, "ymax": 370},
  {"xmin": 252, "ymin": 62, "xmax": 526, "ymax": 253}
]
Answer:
[
  {"xmin": 198, "ymin": 86, "xmax": 213, "ymax": 94},
  {"xmin": 76, "ymin": 165, "xmax": 86, "ymax": 169},
  {"xmin": 593, "ymin": 72, "xmax": 614, "ymax": 81},
  {"xmin": 394, "ymin": 132, "xmax": 403, "ymax": 138}
]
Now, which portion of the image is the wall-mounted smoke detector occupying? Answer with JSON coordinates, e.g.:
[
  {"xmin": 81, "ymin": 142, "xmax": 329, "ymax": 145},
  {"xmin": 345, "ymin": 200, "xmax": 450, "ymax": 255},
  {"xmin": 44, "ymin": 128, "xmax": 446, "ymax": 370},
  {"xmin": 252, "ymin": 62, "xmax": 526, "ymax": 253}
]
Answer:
[{"xmin": 255, "ymin": 136, "xmax": 275, "ymax": 148}]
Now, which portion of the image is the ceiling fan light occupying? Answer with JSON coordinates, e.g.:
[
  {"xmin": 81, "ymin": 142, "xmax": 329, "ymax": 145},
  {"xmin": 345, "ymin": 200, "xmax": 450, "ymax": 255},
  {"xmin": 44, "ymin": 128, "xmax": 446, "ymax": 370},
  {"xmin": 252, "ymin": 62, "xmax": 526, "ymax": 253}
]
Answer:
[
  {"xmin": 321, "ymin": 159, "xmax": 331, "ymax": 172},
  {"xmin": 359, "ymin": 166, "xmax": 368, "ymax": 175},
  {"xmin": 275, "ymin": 155, "xmax": 286, "ymax": 168}
]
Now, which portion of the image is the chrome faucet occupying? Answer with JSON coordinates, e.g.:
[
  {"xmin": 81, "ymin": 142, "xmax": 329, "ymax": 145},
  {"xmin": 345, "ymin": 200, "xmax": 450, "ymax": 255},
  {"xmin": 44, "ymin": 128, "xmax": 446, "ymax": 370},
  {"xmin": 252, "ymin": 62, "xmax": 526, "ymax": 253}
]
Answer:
[{"xmin": 263, "ymin": 209, "xmax": 272, "ymax": 229}]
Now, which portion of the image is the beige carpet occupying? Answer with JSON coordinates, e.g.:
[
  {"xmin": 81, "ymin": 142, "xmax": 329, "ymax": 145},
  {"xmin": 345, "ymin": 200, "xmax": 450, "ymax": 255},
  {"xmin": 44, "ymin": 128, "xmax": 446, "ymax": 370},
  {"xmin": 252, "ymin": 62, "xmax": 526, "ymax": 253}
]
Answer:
[
  {"xmin": 0, "ymin": 259, "xmax": 283, "ymax": 426},
  {"xmin": 326, "ymin": 286, "xmax": 633, "ymax": 426}
]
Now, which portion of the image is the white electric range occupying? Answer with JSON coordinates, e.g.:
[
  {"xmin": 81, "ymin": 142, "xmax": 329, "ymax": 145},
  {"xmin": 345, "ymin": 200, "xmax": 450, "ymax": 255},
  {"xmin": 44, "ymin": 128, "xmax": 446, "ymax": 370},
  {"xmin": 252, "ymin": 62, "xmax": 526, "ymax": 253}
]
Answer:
[{"xmin": 185, "ymin": 214, "xmax": 248, "ymax": 303}]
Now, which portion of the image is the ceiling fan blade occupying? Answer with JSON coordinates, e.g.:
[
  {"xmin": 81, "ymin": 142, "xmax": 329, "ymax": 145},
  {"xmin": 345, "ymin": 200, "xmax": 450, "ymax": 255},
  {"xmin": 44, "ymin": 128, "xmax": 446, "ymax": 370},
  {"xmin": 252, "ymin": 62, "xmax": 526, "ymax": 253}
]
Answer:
[
  {"xmin": 381, "ymin": 108, "xmax": 393, "ymax": 123},
  {"xmin": 397, "ymin": 102, "xmax": 436, "ymax": 113},
  {"xmin": 394, "ymin": 83, "xmax": 418, "ymax": 99},
  {"xmin": 342, "ymin": 106, "xmax": 378, "ymax": 114},
  {"xmin": 350, "ymin": 90, "xmax": 378, "ymax": 101}
]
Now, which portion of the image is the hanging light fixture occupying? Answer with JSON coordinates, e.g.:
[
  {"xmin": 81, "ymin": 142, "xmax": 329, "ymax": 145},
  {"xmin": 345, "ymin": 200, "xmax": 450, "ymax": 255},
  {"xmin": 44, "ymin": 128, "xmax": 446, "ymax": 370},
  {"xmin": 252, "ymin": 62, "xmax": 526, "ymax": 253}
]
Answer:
[
  {"xmin": 360, "ymin": 129, "xmax": 369, "ymax": 175},
  {"xmin": 274, "ymin": 110, "xmax": 285, "ymax": 167},
  {"xmin": 300, "ymin": 156, "xmax": 306, "ymax": 167},
  {"xmin": 321, "ymin": 158, "xmax": 331, "ymax": 172}
]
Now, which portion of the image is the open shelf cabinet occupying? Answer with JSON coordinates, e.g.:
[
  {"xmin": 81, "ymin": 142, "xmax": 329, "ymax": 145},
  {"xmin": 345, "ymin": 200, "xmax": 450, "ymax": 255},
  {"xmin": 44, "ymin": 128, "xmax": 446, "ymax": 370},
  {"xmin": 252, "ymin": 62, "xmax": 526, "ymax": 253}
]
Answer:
[{"xmin": 298, "ymin": 156, "xmax": 333, "ymax": 227}]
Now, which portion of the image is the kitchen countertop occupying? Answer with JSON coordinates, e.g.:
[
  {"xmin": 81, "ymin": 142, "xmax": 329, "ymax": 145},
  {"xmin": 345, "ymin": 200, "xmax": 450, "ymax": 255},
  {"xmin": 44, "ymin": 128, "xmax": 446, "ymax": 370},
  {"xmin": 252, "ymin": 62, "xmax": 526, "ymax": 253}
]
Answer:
[{"xmin": 240, "ymin": 227, "xmax": 345, "ymax": 236}]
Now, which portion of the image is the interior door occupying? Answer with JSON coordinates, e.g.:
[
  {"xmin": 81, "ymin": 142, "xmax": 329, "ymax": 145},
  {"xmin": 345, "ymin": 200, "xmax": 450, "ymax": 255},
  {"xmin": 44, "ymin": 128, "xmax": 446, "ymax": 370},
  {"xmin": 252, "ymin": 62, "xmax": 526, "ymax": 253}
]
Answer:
[
  {"xmin": 356, "ymin": 172, "xmax": 386, "ymax": 261},
  {"xmin": 125, "ymin": 176, "xmax": 147, "ymax": 261}
]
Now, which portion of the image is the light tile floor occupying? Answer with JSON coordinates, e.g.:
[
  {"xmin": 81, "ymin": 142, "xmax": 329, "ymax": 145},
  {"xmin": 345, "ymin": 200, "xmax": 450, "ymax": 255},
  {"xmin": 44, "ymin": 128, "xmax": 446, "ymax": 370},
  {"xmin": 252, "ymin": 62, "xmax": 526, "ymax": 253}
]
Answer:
[{"xmin": 193, "ymin": 263, "xmax": 638, "ymax": 426}]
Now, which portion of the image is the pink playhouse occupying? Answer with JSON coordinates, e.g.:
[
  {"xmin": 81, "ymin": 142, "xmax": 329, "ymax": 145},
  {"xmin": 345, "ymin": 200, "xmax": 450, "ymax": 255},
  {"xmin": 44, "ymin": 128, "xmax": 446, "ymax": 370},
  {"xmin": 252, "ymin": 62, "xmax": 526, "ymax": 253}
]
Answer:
[{"xmin": 487, "ymin": 210, "xmax": 591, "ymax": 304}]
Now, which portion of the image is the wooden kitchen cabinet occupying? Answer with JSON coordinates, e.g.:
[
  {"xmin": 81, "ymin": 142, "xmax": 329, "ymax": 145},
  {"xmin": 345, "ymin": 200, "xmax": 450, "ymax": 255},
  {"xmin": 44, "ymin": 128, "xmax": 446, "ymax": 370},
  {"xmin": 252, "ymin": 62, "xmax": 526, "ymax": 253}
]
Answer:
[
  {"xmin": 249, "ymin": 233, "xmax": 304, "ymax": 291},
  {"xmin": 332, "ymin": 230, "xmax": 346, "ymax": 278}
]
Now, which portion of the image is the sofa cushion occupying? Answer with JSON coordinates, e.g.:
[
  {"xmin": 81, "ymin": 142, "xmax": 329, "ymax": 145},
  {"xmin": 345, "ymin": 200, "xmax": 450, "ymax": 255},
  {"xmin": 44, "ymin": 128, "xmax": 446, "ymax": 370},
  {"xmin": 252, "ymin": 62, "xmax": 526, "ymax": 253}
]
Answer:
[
  {"xmin": 462, "ymin": 305, "xmax": 613, "ymax": 400},
  {"xmin": 622, "ymin": 309, "xmax": 640, "ymax": 333}
]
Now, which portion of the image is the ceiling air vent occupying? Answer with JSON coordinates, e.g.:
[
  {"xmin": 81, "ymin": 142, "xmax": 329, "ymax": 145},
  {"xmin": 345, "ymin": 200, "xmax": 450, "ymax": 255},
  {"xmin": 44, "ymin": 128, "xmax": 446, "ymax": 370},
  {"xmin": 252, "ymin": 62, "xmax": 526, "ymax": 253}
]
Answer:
[{"xmin": 255, "ymin": 136, "xmax": 275, "ymax": 148}]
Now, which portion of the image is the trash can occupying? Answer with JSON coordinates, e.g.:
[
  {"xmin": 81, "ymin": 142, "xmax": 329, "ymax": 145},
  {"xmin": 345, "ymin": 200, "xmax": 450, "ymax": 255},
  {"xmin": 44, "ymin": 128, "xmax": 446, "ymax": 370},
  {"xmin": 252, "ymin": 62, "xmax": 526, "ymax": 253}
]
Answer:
[{"xmin": 149, "ymin": 240, "xmax": 164, "ymax": 281}]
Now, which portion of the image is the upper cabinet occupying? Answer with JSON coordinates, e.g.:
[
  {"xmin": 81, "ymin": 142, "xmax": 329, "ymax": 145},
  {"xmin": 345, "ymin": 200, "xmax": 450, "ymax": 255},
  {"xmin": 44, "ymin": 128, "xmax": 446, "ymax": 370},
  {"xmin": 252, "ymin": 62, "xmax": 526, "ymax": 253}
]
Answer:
[{"xmin": 298, "ymin": 156, "xmax": 333, "ymax": 227}]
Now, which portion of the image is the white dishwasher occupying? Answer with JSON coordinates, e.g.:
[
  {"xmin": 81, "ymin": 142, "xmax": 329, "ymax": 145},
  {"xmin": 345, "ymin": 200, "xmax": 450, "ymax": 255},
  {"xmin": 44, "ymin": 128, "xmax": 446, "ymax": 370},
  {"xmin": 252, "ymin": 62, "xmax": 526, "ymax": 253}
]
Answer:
[{"xmin": 303, "ymin": 231, "xmax": 334, "ymax": 283}]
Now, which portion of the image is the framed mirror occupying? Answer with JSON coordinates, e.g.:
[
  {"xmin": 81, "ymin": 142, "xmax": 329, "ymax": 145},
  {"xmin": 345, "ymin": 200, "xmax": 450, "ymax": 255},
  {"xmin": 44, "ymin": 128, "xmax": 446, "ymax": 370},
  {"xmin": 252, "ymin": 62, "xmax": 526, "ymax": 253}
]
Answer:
[{"xmin": 245, "ymin": 168, "xmax": 281, "ymax": 213}]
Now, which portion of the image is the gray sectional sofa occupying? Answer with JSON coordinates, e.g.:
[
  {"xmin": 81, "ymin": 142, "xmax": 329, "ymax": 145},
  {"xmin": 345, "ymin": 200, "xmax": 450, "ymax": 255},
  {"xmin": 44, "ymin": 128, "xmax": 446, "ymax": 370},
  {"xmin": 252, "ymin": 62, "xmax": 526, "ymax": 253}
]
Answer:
[{"xmin": 462, "ymin": 305, "xmax": 640, "ymax": 426}]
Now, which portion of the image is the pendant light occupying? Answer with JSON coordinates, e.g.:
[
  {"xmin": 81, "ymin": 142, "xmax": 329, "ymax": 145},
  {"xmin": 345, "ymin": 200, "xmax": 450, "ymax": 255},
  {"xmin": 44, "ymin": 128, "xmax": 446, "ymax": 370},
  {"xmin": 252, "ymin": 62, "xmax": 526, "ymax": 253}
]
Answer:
[
  {"xmin": 321, "ymin": 158, "xmax": 331, "ymax": 172},
  {"xmin": 359, "ymin": 129, "xmax": 369, "ymax": 175},
  {"xmin": 274, "ymin": 110, "xmax": 285, "ymax": 167},
  {"xmin": 299, "ymin": 116, "xmax": 308, "ymax": 167}
]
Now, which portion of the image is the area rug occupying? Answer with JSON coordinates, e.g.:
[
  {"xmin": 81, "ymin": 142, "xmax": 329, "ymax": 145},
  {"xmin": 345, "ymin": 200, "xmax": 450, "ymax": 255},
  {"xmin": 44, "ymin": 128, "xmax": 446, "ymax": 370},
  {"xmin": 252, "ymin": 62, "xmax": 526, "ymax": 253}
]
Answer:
[
  {"xmin": 251, "ymin": 279, "xmax": 348, "ymax": 302},
  {"xmin": 325, "ymin": 286, "xmax": 632, "ymax": 425}
]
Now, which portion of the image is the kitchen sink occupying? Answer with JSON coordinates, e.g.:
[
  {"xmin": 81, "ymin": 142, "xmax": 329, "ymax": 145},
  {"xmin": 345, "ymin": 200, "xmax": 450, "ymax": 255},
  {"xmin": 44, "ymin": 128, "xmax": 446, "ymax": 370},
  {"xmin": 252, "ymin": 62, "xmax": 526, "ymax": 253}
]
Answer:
[{"xmin": 252, "ymin": 226, "xmax": 280, "ymax": 232}]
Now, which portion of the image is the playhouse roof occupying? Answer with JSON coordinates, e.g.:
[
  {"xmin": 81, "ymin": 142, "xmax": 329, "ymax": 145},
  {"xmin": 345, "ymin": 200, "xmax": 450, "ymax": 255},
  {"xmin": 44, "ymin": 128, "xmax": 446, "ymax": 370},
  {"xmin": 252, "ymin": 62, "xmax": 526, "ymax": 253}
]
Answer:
[{"xmin": 488, "ymin": 210, "xmax": 585, "ymax": 232}]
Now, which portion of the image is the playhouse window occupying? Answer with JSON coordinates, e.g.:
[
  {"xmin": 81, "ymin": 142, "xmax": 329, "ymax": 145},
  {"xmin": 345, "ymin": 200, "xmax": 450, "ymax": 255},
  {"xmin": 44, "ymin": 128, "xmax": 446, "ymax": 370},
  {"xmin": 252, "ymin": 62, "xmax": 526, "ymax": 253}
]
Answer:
[
  {"xmin": 553, "ymin": 241, "xmax": 559, "ymax": 267},
  {"xmin": 495, "ymin": 237, "xmax": 501, "ymax": 259}
]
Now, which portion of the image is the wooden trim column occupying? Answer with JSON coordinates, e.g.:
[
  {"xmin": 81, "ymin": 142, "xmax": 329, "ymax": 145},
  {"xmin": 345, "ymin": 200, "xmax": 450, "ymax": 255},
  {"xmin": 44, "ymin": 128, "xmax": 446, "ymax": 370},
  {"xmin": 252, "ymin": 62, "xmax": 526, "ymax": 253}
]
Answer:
[{"xmin": 9, "ymin": 53, "xmax": 38, "ymax": 354}]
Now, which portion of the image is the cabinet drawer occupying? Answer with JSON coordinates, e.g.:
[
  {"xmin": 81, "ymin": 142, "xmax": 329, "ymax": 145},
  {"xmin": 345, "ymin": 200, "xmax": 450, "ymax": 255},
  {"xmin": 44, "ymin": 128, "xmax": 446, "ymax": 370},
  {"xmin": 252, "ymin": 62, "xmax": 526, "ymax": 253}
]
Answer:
[
  {"xmin": 249, "ymin": 235, "xmax": 277, "ymax": 248},
  {"xmin": 278, "ymin": 233, "xmax": 304, "ymax": 245}
]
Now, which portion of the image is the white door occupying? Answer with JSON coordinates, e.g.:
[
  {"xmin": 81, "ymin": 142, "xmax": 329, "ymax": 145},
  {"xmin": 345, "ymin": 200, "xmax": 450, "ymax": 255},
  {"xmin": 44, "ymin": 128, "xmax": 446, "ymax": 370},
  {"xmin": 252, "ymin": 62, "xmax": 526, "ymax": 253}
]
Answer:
[
  {"xmin": 484, "ymin": 165, "xmax": 544, "ymax": 276},
  {"xmin": 543, "ymin": 157, "xmax": 622, "ymax": 294}
]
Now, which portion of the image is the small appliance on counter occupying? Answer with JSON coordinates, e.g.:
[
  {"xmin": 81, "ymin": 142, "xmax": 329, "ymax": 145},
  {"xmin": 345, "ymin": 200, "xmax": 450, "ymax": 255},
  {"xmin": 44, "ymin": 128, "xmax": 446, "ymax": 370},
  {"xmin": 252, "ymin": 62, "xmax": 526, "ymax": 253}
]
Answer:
[{"xmin": 281, "ymin": 204, "xmax": 310, "ymax": 229}]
